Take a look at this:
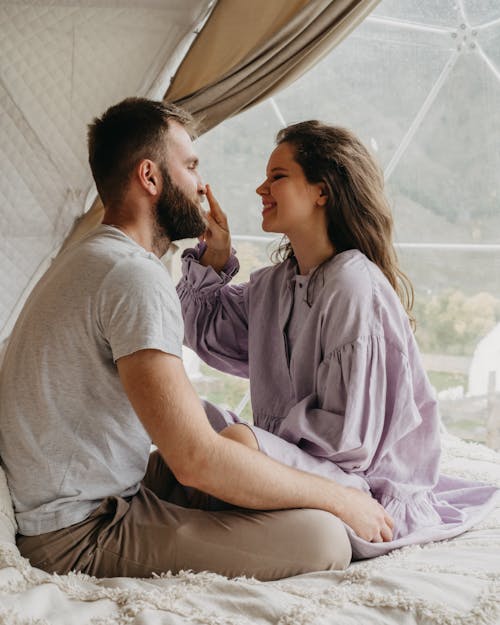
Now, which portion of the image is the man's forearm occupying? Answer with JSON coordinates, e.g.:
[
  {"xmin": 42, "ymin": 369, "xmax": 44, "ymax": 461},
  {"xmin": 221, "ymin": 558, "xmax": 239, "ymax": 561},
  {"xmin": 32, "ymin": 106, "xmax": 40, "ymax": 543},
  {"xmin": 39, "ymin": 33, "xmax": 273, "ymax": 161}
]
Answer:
[
  {"xmin": 179, "ymin": 432, "xmax": 393, "ymax": 543},
  {"xmin": 220, "ymin": 422, "xmax": 369, "ymax": 492},
  {"xmin": 181, "ymin": 433, "xmax": 348, "ymax": 518}
]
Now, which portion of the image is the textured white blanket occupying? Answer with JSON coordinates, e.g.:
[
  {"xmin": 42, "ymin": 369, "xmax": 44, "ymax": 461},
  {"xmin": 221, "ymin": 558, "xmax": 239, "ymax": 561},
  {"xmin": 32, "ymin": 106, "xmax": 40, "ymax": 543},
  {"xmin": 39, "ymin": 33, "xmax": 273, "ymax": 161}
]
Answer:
[{"xmin": 0, "ymin": 434, "xmax": 498, "ymax": 625}]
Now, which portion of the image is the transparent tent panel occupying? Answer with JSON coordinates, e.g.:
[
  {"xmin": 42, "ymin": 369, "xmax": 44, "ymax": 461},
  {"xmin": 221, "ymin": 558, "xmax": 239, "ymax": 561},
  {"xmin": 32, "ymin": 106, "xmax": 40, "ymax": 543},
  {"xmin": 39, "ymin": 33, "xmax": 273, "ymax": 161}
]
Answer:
[
  {"xmin": 371, "ymin": 0, "xmax": 500, "ymax": 29},
  {"xmin": 371, "ymin": 0, "xmax": 462, "ymax": 27},
  {"xmin": 272, "ymin": 25, "xmax": 454, "ymax": 170},
  {"xmin": 464, "ymin": 0, "xmax": 500, "ymax": 27},
  {"xmin": 192, "ymin": 0, "xmax": 500, "ymax": 447},
  {"xmin": 389, "ymin": 51, "xmax": 500, "ymax": 242},
  {"xmin": 480, "ymin": 28, "xmax": 500, "ymax": 76}
]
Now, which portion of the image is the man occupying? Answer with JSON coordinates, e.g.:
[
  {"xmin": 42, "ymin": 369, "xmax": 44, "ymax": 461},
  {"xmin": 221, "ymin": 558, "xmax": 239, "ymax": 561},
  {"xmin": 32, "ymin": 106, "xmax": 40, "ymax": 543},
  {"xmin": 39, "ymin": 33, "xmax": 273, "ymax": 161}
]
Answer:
[{"xmin": 0, "ymin": 98, "xmax": 392, "ymax": 580}]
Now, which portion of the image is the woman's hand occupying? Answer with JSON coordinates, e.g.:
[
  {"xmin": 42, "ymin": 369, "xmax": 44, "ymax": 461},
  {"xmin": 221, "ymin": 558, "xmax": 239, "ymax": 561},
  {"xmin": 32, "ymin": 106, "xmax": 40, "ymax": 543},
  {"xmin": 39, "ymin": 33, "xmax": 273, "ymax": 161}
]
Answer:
[{"xmin": 200, "ymin": 184, "xmax": 232, "ymax": 273}]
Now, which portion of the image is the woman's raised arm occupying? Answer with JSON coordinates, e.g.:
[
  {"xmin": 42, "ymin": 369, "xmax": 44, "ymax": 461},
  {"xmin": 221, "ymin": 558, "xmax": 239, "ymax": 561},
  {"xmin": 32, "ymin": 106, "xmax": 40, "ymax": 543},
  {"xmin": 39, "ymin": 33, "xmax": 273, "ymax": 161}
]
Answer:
[{"xmin": 177, "ymin": 186, "xmax": 250, "ymax": 377}]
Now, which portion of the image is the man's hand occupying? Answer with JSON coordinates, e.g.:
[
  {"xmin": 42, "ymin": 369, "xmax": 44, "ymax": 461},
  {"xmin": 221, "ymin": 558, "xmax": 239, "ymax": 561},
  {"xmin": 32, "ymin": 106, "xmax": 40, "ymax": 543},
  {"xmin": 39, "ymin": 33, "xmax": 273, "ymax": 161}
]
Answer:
[
  {"xmin": 336, "ymin": 487, "xmax": 394, "ymax": 543},
  {"xmin": 219, "ymin": 423, "xmax": 394, "ymax": 543},
  {"xmin": 200, "ymin": 185, "xmax": 232, "ymax": 273}
]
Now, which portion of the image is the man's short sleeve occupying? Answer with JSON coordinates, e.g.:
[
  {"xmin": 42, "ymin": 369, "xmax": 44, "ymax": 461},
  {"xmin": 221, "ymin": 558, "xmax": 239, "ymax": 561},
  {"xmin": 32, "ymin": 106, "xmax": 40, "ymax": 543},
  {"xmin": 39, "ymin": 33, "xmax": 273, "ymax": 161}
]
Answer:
[{"xmin": 96, "ymin": 255, "xmax": 183, "ymax": 362}]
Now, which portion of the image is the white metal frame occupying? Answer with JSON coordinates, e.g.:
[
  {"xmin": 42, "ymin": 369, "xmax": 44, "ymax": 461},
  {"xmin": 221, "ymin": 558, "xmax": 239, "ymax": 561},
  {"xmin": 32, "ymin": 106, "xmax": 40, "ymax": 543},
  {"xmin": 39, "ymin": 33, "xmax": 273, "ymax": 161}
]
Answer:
[{"xmin": 267, "ymin": 5, "xmax": 500, "ymax": 182}]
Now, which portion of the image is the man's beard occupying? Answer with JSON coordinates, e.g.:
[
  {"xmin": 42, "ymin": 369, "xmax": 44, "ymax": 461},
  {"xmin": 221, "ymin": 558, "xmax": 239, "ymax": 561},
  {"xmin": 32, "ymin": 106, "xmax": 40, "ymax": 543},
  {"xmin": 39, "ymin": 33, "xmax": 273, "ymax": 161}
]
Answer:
[{"xmin": 153, "ymin": 167, "xmax": 206, "ymax": 244}]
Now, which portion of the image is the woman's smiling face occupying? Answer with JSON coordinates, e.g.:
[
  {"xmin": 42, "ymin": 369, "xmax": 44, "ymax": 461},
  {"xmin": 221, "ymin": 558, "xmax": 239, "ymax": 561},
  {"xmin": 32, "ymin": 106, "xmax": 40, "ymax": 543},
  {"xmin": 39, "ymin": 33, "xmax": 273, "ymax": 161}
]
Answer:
[{"xmin": 256, "ymin": 142, "xmax": 325, "ymax": 238}]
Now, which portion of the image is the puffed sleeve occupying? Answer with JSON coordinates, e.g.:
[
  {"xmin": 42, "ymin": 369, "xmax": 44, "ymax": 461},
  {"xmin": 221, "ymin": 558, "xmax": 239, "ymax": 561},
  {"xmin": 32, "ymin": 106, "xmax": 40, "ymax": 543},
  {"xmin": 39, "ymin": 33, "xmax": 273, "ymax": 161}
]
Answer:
[
  {"xmin": 264, "ymin": 334, "xmax": 445, "ymax": 539},
  {"xmin": 291, "ymin": 334, "xmax": 498, "ymax": 551},
  {"xmin": 176, "ymin": 243, "xmax": 249, "ymax": 378},
  {"xmin": 268, "ymin": 337, "xmax": 427, "ymax": 484},
  {"xmin": 275, "ymin": 336, "xmax": 429, "ymax": 475}
]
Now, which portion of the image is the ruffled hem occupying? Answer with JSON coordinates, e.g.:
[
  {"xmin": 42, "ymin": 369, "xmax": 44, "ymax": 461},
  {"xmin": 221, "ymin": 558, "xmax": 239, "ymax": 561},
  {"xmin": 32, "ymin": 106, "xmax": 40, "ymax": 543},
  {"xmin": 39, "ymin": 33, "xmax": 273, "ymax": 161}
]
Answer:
[
  {"xmin": 379, "ymin": 489, "xmax": 456, "ymax": 540},
  {"xmin": 349, "ymin": 477, "xmax": 500, "ymax": 559}
]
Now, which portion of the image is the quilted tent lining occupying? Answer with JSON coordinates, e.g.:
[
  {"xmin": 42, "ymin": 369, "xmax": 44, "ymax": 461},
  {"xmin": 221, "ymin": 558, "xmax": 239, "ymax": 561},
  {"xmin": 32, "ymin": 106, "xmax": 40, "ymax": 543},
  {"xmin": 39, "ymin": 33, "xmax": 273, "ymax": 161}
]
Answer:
[{"xmin": 0, "ymin": 0, "xmax": 214, "ymax": 342}]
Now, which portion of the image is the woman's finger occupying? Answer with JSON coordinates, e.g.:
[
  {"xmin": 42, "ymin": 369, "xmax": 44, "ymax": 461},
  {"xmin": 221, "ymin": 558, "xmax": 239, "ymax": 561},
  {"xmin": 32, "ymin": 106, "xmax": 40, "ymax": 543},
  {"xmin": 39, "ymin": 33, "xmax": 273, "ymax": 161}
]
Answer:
[
  {"xmin": 206, "ymin": 212, "xmax": 222, "ymax": 230},
  {"xmin": 206, "ymin": 185, "xmax": 228, "ymax": 226},
  {"xmin": 206, "ymin": 184, "xmax": 220, "ymax": 213},
  {"xmin": 206, "ymin": 208, "xmax": 229, "ymax": 239}
]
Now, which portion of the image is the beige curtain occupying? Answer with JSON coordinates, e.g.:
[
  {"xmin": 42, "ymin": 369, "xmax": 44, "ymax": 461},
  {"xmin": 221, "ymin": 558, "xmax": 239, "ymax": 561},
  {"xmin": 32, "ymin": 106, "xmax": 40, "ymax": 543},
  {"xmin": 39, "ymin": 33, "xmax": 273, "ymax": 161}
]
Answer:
[
  {"xmin": 166, "ymin": 0, "xmax": 380, "ymax": 133},
  {"xmin": 63, "ymin": 0, "xmax": 378, "ymax": 247}
]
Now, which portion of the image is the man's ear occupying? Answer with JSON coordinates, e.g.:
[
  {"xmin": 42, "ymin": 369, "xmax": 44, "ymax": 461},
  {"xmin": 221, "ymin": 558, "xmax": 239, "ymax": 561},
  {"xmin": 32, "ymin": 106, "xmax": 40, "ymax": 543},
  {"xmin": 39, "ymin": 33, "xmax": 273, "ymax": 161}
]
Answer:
[
  {"xmin": 316, "ymin": 182, "xmax": 328, "ymax": 207},
  {"xmin": 137, "ymin": 159, "xmax": 160, "ymax": 197}
]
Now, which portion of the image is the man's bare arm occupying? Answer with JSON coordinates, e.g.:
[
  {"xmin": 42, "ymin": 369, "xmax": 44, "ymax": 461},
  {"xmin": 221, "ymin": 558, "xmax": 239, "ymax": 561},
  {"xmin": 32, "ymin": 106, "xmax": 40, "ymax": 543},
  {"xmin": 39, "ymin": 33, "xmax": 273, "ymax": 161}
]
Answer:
[{"xmin": 117, "ymin": 349, "xmax": 393, "ymax": 542}]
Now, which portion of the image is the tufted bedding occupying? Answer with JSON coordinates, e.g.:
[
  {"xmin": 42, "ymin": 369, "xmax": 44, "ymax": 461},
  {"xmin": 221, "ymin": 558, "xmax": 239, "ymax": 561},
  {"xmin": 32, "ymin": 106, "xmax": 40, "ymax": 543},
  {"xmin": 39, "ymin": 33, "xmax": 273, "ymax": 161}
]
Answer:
[{"xmin": 0, "ymin": 433, "xmax": 498, "ymax": 625}]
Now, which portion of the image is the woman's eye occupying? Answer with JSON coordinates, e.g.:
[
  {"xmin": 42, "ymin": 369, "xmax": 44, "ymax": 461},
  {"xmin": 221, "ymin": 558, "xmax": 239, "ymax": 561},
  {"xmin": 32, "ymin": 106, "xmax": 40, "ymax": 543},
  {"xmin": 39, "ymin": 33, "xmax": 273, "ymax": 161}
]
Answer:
[{"xmin": 272, "ymin": 174, "xmax": 285, "ymax": 181}]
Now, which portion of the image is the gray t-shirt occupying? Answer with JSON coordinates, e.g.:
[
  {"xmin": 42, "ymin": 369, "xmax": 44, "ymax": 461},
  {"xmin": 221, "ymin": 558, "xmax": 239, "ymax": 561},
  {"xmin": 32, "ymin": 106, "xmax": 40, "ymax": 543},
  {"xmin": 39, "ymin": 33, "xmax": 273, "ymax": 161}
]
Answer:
[{"xmin": 0, "ymin": 225, "xmax": 183, "ymax": 535}]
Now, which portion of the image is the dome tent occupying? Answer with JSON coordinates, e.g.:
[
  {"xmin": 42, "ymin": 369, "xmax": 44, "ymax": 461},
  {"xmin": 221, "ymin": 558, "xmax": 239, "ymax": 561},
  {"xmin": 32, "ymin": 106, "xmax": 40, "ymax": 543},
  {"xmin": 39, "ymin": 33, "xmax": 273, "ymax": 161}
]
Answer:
[{"xmin": 0, "ymin": 1, "xmax": 499, "ymax": 623}]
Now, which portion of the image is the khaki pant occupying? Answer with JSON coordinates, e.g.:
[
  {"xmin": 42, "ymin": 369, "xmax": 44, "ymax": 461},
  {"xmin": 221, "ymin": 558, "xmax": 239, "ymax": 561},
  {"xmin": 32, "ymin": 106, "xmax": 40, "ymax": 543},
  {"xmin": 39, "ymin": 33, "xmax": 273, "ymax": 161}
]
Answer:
[{"xmin": 17, "ymin": 451, "xmax": 351, "ymax": 580}]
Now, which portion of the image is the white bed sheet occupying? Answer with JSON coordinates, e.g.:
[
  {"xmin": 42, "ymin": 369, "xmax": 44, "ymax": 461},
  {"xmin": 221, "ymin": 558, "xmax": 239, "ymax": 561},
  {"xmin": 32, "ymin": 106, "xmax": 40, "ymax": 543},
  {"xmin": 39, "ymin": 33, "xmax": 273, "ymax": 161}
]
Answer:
[{"xmin": 0, "ymin": 434, "xmax": 499, "ymax": 625}]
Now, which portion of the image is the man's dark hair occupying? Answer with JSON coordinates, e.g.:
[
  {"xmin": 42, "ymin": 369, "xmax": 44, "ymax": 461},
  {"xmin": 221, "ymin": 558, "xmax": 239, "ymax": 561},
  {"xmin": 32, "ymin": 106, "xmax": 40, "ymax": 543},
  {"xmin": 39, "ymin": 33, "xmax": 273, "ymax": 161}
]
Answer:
[{"xmin": 87, "ymin": 98, "xmax": 195, "ymax": 205}]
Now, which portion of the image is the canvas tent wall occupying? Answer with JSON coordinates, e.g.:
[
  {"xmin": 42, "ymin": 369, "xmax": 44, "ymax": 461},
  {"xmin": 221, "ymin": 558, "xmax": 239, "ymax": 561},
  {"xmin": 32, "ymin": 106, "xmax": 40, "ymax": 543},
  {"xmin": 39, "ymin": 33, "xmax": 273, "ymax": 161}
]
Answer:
[{"xmin": 0, "ymin": 0, "xmax": 213, "ymax": 348}]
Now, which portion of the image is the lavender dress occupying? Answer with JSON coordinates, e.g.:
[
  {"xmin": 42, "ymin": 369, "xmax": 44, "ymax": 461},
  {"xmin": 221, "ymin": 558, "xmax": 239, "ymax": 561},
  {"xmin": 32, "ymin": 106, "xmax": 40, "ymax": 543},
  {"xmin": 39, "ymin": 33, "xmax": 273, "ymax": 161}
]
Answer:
[{"xmin": 177, "ymin": 245, "xmax": 499, "ymax": 559}]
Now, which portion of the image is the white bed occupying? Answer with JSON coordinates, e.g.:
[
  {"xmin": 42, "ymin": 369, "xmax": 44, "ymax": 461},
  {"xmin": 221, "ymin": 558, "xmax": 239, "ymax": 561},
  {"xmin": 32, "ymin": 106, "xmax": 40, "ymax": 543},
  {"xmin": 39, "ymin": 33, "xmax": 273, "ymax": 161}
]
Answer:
[{"xmin": 0, "ymin": 433, "xmax": 498, "ymax": 625}]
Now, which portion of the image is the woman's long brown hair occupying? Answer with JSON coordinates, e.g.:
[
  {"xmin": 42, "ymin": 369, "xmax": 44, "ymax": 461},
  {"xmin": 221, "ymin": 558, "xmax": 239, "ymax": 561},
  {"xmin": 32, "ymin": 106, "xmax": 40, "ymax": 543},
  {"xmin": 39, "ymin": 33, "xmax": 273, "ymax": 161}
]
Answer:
[{"xmin": 273, "ymin": 121, "xmax": 415, "ymax": 327}]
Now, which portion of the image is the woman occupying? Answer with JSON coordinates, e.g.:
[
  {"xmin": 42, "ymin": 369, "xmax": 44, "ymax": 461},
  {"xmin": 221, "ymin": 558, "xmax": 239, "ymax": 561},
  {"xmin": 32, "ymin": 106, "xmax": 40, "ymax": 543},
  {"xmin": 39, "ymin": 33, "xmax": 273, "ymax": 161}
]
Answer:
[{"xmin": 177, "ymin": 121, "xmax": 499, "ymax": 559}]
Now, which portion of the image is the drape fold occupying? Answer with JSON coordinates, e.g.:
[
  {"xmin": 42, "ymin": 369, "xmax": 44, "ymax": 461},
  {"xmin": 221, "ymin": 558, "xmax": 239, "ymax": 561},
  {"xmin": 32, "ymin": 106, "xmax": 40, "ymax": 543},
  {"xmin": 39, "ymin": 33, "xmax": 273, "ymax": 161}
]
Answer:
[{"xmin": 166, "ymin": 0, "xmax": 380, "ymax": 133}]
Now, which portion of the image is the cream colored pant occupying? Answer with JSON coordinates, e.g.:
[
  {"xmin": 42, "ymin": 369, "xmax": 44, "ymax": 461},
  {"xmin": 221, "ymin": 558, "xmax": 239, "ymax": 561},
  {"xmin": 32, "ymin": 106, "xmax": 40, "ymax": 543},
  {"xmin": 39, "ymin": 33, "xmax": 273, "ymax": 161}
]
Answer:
[{"xmin": 17, "ymin": 451, "xmax": 351, "ymax": 580}]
